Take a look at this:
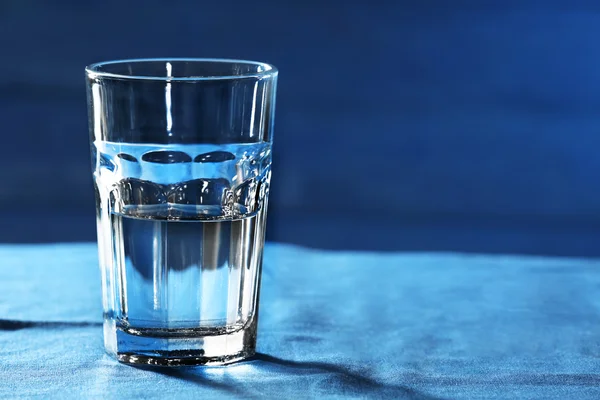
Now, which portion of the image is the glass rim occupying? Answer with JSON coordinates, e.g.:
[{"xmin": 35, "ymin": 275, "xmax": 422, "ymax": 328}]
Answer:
[{"xmin": 85, "ymin": 58, "xmax": 278, "ymax": 82}]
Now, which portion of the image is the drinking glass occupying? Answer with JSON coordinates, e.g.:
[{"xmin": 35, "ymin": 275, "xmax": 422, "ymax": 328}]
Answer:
[{"xmin": 85, "ymin": 58, "xmax": 278, "ymax": 366}]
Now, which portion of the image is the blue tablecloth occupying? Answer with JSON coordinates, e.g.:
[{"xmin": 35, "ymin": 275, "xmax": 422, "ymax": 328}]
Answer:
[{"xmin": 1, "ymin": 243, "xmax": 600, "ymax": 399}]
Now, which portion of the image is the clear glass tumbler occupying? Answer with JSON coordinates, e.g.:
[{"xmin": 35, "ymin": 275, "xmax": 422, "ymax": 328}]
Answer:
[{"xmin": 85, "ymin": 59, "xmax": 278, "ymax": 366}]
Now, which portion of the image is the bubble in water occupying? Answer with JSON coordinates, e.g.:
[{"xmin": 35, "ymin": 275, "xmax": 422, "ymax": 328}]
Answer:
[
  {"xmin": 113, "ymin": 178, "xmax": 167, "ymax": 208},
  {"xmin": 117, "ymin": 153, "xmax": 138, "ymax": 162},
  {"xmin": 193, "ymin": 151, "xmax": 235, "ymax": 163},
  {"xmin": 142, "ymin": 151, "xmax": 192, "ymax": 164},
  {"xmin": 165, "ymin": 178, "xmax": 231, "ymax": 206}
]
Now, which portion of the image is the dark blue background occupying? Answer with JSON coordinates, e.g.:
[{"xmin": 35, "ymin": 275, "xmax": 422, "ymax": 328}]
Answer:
[{"xmin": 3, "ymin": 1, "xmax": 600, "ymax": 256}]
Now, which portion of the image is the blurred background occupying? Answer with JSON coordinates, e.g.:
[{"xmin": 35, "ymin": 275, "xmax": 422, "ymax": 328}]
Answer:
[{"xmin": 2, "ymin": 0, "xmax": 600, "ymax": 256}]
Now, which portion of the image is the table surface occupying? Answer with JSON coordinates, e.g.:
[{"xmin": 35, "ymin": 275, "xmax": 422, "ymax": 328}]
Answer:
[{"xmin": 1, "ymin": 243, "xmax": 600, "ymax": 399}]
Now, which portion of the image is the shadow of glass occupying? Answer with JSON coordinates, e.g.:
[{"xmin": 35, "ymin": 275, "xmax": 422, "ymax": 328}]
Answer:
[
  {"xmin": 132, "ymin": 353, "xmax": 442, "ymax": 399},
  {"xmin": 0, "ymin": 318, "xmax": 101, "ymax": 331},
  {"xmin": 249, "ymin": 353, "xmax": 442, "ymax": 399},
  {"xmin": 132, "ymin": 365, "xmax": 251, "ymax": 398}
]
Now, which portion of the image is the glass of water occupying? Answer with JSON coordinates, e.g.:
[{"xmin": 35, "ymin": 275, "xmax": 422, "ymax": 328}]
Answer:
[{"xmin": 85, "ymin": 59, "xmax": 278, "ymax": 366}]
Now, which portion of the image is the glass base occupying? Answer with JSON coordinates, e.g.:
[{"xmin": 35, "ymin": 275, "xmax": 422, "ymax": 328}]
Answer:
[{"xmin": 102, "ymin": 318, "xmax": 257, "ymax": 366}]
